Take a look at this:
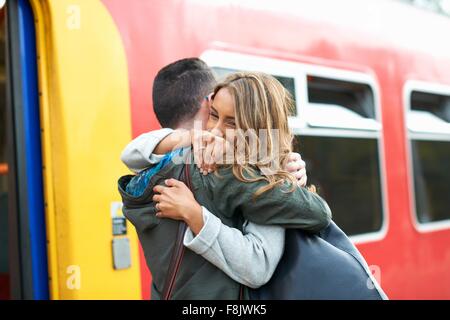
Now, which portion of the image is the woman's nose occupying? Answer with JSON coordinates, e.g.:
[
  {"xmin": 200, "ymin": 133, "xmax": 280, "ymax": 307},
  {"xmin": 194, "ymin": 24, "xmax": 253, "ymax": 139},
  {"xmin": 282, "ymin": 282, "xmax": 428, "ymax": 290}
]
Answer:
[{"xmin": 210, "ymin": 126, "xmax": 224, "ymax": 138}]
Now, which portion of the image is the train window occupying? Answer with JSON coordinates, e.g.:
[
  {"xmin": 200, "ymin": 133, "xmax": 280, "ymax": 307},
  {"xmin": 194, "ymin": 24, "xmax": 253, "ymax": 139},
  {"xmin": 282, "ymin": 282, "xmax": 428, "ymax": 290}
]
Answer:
[
  {"xmin": 295, "ymin": 75, "xmax": 384, "ymax": 237},
  {"xmin": 407, "ymin": 89, "xmax": 450, "ymax": 225},
  {"xmin": 306, "ymin": 76, "xmax": 380, "ymax": 131},
  {"xmin": 408, "ymin": 91, "xmax": 450, "ymax": 134},
  {"xmin": 294, "ymin": 136, "xmax": 383, "ymax": 235}
]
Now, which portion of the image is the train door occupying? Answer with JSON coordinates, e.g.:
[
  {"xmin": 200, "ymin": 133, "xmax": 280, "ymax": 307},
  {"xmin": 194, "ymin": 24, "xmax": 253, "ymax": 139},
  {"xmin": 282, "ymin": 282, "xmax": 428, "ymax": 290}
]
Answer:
[
  {"xmin": 2, "ymin": 0, "xmax": 48, "ymax": 300},
  {"xmin": 3, "ymin": 0, "xmax": 143, "ymax": 299},
  {"xmin": 0, "ymin": 0, "xmax": 7, "ymax": 300}
]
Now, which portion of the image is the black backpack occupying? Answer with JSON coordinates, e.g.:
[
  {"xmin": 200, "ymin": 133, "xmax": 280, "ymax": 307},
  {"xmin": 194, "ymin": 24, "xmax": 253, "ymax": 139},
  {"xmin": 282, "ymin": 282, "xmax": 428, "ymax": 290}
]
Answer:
[{"xmin": 248, "ymin": 221, "xmax": 387, "ymax": 300}]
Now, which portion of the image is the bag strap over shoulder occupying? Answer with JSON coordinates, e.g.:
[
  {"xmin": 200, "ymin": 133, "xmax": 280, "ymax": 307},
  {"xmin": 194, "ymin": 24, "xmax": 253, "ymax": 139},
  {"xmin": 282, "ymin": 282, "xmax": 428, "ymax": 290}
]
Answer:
[{"xmin": 161, "ymin": 164, "xmax": 191, "ymax": 300}]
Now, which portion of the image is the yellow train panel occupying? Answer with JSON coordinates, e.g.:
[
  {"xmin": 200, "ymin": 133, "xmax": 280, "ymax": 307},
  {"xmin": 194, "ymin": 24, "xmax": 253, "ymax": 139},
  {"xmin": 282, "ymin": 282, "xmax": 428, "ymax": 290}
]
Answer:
[{"xmin": 30, "ymin": 0, "xmax": 141, "ymax": 299}]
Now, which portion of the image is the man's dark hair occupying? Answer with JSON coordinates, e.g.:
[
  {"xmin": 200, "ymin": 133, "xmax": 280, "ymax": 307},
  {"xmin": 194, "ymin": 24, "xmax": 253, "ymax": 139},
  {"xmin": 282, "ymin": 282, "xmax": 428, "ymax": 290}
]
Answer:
[{"xmin": 152, "ymin": 58, "xmax": 216, "ymax": 128}]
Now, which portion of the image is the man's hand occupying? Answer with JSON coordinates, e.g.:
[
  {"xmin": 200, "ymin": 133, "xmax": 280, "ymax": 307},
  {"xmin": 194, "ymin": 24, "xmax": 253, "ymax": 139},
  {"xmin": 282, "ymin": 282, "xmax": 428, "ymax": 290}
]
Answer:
[{"xmin": 284, "ymin": 152, "xmax": 307, "ymax": 187}]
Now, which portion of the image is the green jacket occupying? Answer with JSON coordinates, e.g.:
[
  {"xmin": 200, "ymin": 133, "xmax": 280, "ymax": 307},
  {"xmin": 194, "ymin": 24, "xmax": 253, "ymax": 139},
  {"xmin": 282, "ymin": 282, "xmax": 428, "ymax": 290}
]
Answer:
[{"xmin": 118, "ymin": 151, "xmax": 331, "ymax": 299}]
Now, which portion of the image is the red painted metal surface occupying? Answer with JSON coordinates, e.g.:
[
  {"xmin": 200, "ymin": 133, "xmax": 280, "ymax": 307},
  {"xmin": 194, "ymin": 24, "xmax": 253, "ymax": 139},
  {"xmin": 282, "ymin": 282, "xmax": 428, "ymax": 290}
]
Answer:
[
  {"xmin": 0, "ymin": 274, "xmax": 9, "ymax": 300},
  {"xmin": 102, "ymin": 0, "xmax": 450, "ymax": 299}
]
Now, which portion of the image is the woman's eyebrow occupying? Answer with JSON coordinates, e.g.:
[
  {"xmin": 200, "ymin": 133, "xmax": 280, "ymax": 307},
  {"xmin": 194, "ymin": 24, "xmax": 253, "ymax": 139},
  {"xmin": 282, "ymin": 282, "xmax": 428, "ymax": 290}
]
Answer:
[{"xmin": 210, "ymin": 105, "xmax": 218, "ymax": 113}]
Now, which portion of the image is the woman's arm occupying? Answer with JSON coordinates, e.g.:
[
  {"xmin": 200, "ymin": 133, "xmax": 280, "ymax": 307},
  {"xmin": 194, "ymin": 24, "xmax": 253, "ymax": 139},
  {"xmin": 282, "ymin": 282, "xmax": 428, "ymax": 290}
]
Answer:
[
  {"xmin": 153, "ymin": 129, "xmax": 192, "ymax": 154},
  {"xmin": 120, "ymin": 128, "xmax": 174, "ymax": 173},
  {"xmin": 152, "ymin": 179, "xmax": 285, "ymax": 288},
  {"xmin": 121, "ymin": 128, "xmax": 308, "ymax": 182},
  {"xmin": 204, "ymin": 168, "xmax": 332, "ymax": 233},
  {"xmin": 120, "ymin": 128, "xmax": 221, "ymax": 173},
  {"xmin": 150, "ymin": 175, "xmax": 327, "ymax": 288},
  {"xmin": 183, "ymin": 208, "xmax": 285, "ymax": 289},
  {"xmin": 154, "ymin": 165, "xmax": 331, "ymax": 244},
  {"xmin": 120, "ymin": 128, "xmax": 200, "ymax": 172},
  {"xmin": 241, "ymin": 185, "xmax": 332, "ymax": 233}
]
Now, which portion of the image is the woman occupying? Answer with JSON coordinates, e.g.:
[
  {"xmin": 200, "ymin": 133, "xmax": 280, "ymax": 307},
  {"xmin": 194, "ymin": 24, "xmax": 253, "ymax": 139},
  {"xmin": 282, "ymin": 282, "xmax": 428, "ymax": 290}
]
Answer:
[{"xmin": 118, "ymin": 72, "xmax": 331, "ymax": 299}]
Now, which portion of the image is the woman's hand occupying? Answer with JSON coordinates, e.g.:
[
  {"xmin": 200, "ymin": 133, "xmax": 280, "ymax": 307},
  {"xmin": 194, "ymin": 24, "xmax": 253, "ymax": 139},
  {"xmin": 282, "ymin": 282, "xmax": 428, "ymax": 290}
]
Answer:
[
  {"xmin": 190, "ymin": 129, "xmax": 308, "ymax": 187},
  {"xmin": 152, "ymin": 178, "xmax": 204, "ymax": 235},
  {"xmin": 191, "ymin": 129, "xmax": 232, "ymax": 175}
]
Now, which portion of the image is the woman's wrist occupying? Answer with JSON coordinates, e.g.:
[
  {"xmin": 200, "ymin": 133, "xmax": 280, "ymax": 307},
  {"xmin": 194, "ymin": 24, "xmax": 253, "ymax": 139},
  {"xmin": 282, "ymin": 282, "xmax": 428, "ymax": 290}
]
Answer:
[
  {"xmin": 154, "ymin": 129, "xmax": 192, "ymax": 154},
  {"xmin": 183, "ymin": 202, "xmax": 204, "ymax": 235}
]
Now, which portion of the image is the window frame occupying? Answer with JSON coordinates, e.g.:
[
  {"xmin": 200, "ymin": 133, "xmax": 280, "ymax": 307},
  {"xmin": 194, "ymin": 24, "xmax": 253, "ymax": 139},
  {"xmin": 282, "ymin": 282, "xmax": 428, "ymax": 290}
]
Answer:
[
  {"xmin": 201, "ymin": 50, "xmax": 389, "ymax": 244},
  {"xmin": 404, "ymin": 80, "xmax": 450, "ymax": 233}
]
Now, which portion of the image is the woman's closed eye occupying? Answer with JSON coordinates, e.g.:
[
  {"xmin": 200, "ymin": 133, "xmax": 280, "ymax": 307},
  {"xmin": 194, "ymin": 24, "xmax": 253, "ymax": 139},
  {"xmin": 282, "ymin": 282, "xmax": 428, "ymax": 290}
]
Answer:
[
  {"xmin": 225, "ymin": 119, "xmax": 236, "ymax": 128},
  {"xmin": 209, "ymin": 110, "xmax": 219, "ymax": 119}
]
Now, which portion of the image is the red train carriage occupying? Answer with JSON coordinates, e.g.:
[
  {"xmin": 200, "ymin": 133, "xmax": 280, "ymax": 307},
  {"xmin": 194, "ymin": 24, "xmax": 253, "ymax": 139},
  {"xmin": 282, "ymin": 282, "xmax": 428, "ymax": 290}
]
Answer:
[{"xmin": 1, "ymin": 0, "xmax": 449, "ymax": 299}]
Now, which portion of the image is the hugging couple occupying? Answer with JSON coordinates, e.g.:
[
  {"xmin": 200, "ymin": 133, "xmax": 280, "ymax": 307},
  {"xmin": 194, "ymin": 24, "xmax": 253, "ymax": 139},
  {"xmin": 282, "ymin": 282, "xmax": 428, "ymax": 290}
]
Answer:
[{"xmin": 118, "ymin": 58, "xmax": 386, "ymax": 300}]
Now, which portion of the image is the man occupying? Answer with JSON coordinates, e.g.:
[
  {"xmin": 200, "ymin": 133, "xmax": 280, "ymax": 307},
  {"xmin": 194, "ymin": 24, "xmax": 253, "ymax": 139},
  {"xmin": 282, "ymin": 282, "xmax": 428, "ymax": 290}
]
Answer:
[{"xmin": 118, "ymin": 58, "xmax": 330, "ymax": 299}]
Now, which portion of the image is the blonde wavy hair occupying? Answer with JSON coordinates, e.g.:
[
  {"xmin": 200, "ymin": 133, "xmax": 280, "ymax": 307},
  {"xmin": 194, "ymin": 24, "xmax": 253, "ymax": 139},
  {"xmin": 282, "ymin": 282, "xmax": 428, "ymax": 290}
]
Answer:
[{"xmin": 213, "ymin": 71, "xmax": 307, "ymax": 198}]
